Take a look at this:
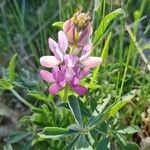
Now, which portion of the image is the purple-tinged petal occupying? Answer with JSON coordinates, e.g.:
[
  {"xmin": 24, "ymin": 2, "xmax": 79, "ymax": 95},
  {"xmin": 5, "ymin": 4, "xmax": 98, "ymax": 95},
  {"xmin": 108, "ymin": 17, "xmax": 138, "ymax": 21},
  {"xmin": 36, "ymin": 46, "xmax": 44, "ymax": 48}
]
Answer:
[
  {"xmin": 87, "ymin": 24, "xmax": 93, "ymax": 35},
  {"xmin": 80, "ymin": 44, "xmax": 92, "ymax": 61},
  {"xmin": 64, "ymin": 55, "xmax": 78, "ymax": 67},
  {"xmin": 77, "ymin": 28, "xmax": 90, "ymax": 47},
  {"xmin": 48, "ymin": 83, "xmax": 62, "ymax": 95},
  {"xmin": 59, "ymin": 80, "xmax": 66, "ymax": 87},
  {"xmin": 72, "ymin": 84, "xmax": 87, "ymax": 96},
  {"xmin": 81, "ymin": 57, "xmax": 102, "ymax": 68},
  {"xmin": 58, "ymin": 31, "xmax": 68, "ymax": 53},
  {"xmin": 52, "ymin": 66, "xmax": 59, "ymax": 80},
  {"xmin": 40, "ymin": 70, "xmax": 55, "ymax": 82},
  {"xmin": 72, "ymin": 77, "xmax": 80, "ymax": 85},
  {"xmin": 79, "ymin": 68, "xmax": 89, "ymax": 79},
  {"xmin": 63, "ymin": 19, "xmax": 73, "ymax": 33},
  {"xmin": 66, "ymin": 67, "xmax": 75, "ymax": 81},
  {"xmin": 63, "ymin": 20, "xmax": 75, "ymax": 44},
  {"xmin": 40, "ymin": 56, "xmax": 61, "ymax": 68},
  {"xmin": 48, "ymin": 38, "xmax": 63, "ymax": 61}
]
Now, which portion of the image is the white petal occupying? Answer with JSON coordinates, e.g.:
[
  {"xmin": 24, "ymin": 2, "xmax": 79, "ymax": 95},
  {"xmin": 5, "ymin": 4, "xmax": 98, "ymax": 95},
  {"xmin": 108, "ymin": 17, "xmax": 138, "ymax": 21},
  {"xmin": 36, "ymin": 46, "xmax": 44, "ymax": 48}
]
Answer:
[
  {"xmin": 58, "ymin": 30, "xmax": 68, "ymax": 53},
  {"xmin": 40, "ymin": 56, "xmax": 61, "ymax": 68},
  {"xmin": 48, "ymin": 38, "xmax": 63, "ymax": 61},
  {"xmin": 81, "ymin": 57, "xmax": 102, "ymax": 68}
]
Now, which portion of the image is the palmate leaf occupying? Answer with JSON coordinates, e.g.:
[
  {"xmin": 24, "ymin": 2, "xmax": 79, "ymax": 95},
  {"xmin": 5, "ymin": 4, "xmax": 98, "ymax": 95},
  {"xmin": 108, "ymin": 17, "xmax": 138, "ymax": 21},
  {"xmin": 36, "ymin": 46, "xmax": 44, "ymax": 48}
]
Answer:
[
  {"xmin": 93, "ymin": 8, "xmax": 125, "ymax": 45},
  {"xmin": 86, "ymin": 90, "xmax": 137, "ymax": 128},
  {"xmin": 75, "ymin": 135, "xmax": 92, "ymax": 150},
  {"xmin": 64, "ymin": 136, "xmax": 80, "ymax": 150},
  {"xmin": 68, "ymin": 95, "xmax": 83, "ymax": 127},
  {"xmin": 86, "ymin": 95, "xmax": 110, "ymax": 127},
  {"xmin": 38, "ymin": 127, "xmax": 78, "ymax": 139}
]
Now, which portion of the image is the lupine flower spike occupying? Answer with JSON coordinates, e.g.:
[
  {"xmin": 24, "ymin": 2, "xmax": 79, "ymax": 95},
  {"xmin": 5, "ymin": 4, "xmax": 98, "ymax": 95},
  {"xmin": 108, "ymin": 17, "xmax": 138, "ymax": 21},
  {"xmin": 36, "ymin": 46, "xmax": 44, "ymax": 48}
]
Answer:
[{"xmin": 40, "ymin": 12, "xmax": 102, "ymax": 96}]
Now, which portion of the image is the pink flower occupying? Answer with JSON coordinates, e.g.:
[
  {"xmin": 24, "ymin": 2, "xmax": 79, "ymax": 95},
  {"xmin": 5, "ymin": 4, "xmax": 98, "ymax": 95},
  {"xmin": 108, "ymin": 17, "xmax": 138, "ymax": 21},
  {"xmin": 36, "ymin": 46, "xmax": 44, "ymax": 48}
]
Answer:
[
  {"xmin": 40, "ymin": 65, "xmax": 88, "ymax": 96},
  {"xmin": 63, "ymin": 15, "xmax": 92, "ymax": 47},
  {"xmin": 40, "ymin": 30, "xmax": 68, "ymax": 68},
  {"xmin": 79, "ymin": 44, "xmax": 103, "ymax": 68}
]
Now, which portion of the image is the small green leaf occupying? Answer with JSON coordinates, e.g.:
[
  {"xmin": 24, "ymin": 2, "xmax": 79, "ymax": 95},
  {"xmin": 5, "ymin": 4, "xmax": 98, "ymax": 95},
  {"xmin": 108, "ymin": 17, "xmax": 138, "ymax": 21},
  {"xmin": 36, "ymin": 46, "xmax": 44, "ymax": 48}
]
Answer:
[
  {"xmin": 38, "ymin": 127, "xmax": 78, "ymax": 139},
  {"xmin": 96, "ymin": 137, "xmax": 109, "ymax": 150},
  {"xmin": 9, "ymin": 53, "xmax": 18, "ymax": 83},
  {"xmin": 0, "ymin": 79, "xmax": 13, "ymax": 90},
  {"xmin": 108, "ymin": 99, "xmax": 129, "ymax": 117},
  {"xmin": 68, "ymin": 95, "xmax": 83, "ymax": 127},
  {"xmin": 52, "ymin": 21, "xmax": 64, "ymax": 28},
  {"xmin": 117, "ymin": 125, "xmax": 140, "ymax": 134},
  {"xmin": 86, "ymin": 95, "xmax": 110, "ymax": 127},
  {"xmin": 93, "ymin": 8, "xmax": 125, "ymax": 44},
  {"xmin": 32, "ymin": 137, "xmax": 44, "ymax": 146},
  {"xmin": 28, "ymin": 90, "xmax": 48, "ymax": 102},
  {"xmin": 75, "ymin": 135, "xmax": 92, "ymax": 150},
  {"xmin": 4, "ymin": 131, "xmax": 32, "ymax": 143},
  {"xmin": 101, "ymin": 32, "xmax": 112, "ymax": 65},
  {"xmin": 64, "ymin": 136, "xmax": 80, "ymax": 150},
  {"xmin": 79, "ymin": 100, "xmax": 91, "ymax": 117}
]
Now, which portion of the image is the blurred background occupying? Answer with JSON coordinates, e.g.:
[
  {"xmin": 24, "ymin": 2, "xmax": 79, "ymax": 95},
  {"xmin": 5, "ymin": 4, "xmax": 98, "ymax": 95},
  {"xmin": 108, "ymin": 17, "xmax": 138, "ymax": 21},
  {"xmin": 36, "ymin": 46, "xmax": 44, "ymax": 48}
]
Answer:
[{"xmin": 0, "ymin": 0, "xmax": 150, "ymax": 149}]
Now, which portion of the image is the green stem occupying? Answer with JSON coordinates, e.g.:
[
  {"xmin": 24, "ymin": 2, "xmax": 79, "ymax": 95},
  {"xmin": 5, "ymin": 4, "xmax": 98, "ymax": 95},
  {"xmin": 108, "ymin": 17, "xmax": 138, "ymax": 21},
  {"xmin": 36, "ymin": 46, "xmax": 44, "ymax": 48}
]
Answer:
[
  {"xmin": 118, "ymin": 40, "xmax": 132, "ymax": 99},
  {"xmin": 10, "ymin": 88, "xmax": 35, "ymax": 109},
  {"xmin": 63, "ymin": 84, "xmax": 69, "ymax": 102}
]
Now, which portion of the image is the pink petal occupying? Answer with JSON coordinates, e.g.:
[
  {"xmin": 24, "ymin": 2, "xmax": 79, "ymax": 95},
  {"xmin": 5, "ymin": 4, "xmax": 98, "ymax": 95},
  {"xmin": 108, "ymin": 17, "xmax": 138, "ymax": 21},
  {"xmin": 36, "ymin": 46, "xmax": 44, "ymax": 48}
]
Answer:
[
  {"xmin": 40, "ymin": 70, "xmax": 55, "ymax": 82},
  {"xmin": 63, "ymin": 20, "xmax": 75, "ymax": 44},
  {"xmin": 66, "ymin": 67, "xmax": 75, "ymax": 81},
  {"xmin": 80, "ymin": 44, "xmax": 92, "ymax": 61},
  {"xmin": 58, "ymin": 31, "xmax": 68, "ymax": 53},
  {"xmin": 63, "ymin": 19, "xmax": 72, "ymax": 33},
  {"xmin": 40, "ymin": 56, "xmax": 61, "ymax": 68},
  {"xmin": 48, "ymin": 38, "xmax": 63, "ymax": 61},
  {"xmin": 72, "ymin": 84, "xmax": 87, "ymax": 96},
  {"xmin": 79, "ymin": 68, "xmax": 89, "ymax": 79},
  {"xmin": 81, "ymin": 57, "xmax": 102, "ymax": 68},
  {"xmin": 77, "ymin": 28, "xmax": 90, "ymax": 47},
  {"xmin": 87, "ymin": 24, "xmax": 93, "ymax": 35},
  {"xmin": 64, "ymin": 55, "xmax": 77, "ymax": 67},
  {"xmin": 48, "ymin": 83, "xmax": 62, "ymax": 95}
]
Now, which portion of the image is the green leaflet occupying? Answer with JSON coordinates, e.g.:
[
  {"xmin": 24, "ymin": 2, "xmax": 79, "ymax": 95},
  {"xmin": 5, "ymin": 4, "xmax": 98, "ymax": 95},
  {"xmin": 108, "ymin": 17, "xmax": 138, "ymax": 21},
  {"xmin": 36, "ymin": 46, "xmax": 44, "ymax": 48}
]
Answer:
[
  {"xmin": 4, "ymin": 131, "xmax": 32, "ymax": 144},
  {"xmin": 93, "ymin": 8, "xmax": 125, "ymax": 45},
  {"xmin": 68, "ymin": 95, "xmax": 83, "ymax": 127},
  {"xmin": 116, "ymin": 125, "xmax": 140, "ymax": 134},
  {"xmin": 38, "ymin": 127, "xmax": 78, "ymax": 139},
  {"xmin": 9, "ymin": 53, "xmax": 18, "ymax": 83}
]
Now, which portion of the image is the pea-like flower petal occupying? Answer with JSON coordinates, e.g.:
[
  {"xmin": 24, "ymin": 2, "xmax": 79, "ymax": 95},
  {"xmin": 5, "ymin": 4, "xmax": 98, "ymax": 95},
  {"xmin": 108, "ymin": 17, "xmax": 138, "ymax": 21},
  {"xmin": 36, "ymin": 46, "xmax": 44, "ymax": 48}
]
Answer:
[
  {"xmin": 58, "ymin": 31, "xmax": 68, "ymax": 53},
  {"xmin": 49, "ymin": 83, "xmax": 62, "ymax": 95},
  {"xmin": 40, "ymin": 70, "xmax": 55, "ymax": 82},
  {"xmin": 48, "ymin": 38, "xmax": 63, "ymax": 61},
  {"xmin": 72, "ymin": 84, "xmax": 87, "ymax": 96},
  {"xmin": 40, "ymin": 56, "xmax": 61, "ymax": 68},
  {"xmin": 81, "ymin": 57, "xmax": 102, "ymax": 68}
]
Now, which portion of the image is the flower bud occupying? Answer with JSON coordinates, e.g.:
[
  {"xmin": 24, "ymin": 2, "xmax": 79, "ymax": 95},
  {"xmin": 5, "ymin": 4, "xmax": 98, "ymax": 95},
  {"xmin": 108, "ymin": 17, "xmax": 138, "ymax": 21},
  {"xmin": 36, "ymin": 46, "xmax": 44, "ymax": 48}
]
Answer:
[{"xmin": 63, "ymin": 11, "xmax": 92, "ymax": 48}]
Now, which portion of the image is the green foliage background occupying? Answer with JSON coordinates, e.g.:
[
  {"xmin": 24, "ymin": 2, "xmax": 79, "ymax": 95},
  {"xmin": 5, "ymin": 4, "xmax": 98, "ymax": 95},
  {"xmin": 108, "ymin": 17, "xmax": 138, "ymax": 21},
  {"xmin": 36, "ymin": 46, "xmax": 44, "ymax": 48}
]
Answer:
[{"xmin": 0, "ymin": 0, "xmax": 150, "ymax": 149}]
